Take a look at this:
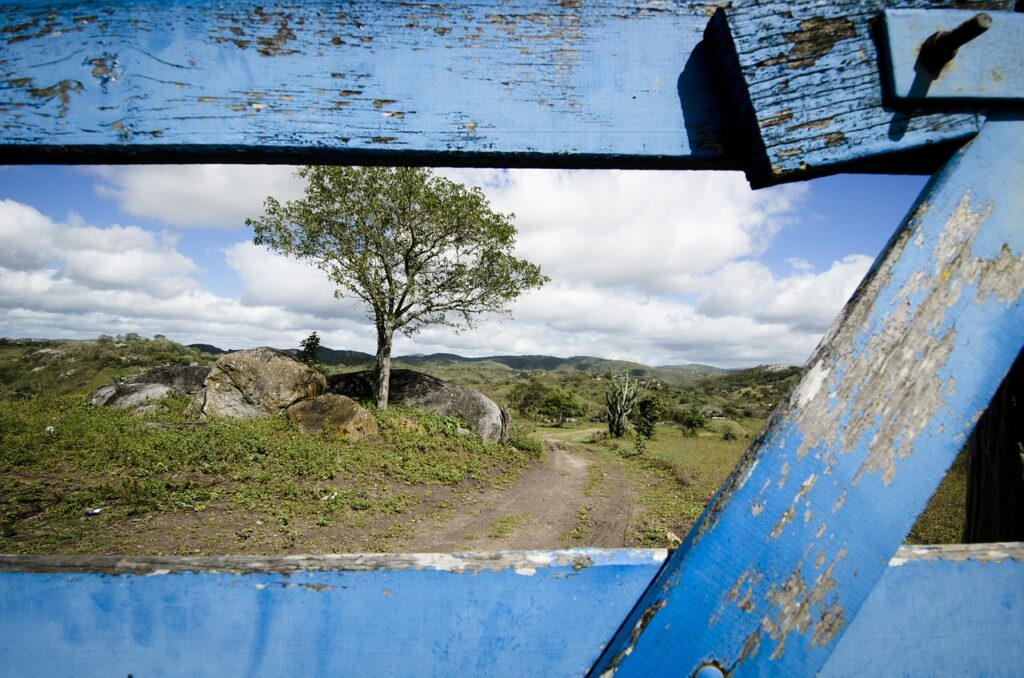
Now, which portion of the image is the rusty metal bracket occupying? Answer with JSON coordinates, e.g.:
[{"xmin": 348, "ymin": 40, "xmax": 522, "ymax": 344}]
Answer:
[{"xmin": 879, "ymin": 9, "xmax": 1024, "ymax": 105}]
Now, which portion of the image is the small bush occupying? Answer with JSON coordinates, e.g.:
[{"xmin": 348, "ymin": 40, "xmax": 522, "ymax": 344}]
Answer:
[{"xmin": 507, "ymin": 425, "xmax": 542, "ymax": 457}]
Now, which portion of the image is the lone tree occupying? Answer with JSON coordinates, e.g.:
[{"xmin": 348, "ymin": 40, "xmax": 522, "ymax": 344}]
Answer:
[
  {"xmin": 299, "ymin": 331, "xmax": 321, "ymax": 368},
  {"xmin": 248, "ymin": 166, "xmax": 548, "ymax": 410}
]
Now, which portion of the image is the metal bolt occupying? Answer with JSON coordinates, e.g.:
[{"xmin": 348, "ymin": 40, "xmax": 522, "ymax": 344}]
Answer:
[
  {"xmin": 694, "ymin": 664, "xmax": 725, "ymax": 678},
  {"xmin": 919, "ymin": 12, "xmax": 992, "ymax": 74}
]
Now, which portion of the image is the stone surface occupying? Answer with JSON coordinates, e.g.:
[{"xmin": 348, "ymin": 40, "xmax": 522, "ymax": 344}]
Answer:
[
  {"xmin": 126, "ymin": 365, "xmax": 210, "ymax": 393},
  {"xmin": 195, "ymin": 347, "xmax": 326, "ymax": 419},
  {"xmin": 89, "ymin": 383, "xmax": 175, "ymax": 414},
  {"xmin": 286, "ymin": 394, "xmax": 378, "ymax": 439},
  {"xmin": 329, "ymin": 369, "xmax": 502, "ymax": 441}
]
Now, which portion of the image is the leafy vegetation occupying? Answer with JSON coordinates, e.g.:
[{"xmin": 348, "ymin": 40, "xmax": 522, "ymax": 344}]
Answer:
[
  {"xmin": 0, "ymin": 394, "xmax": 535, "ymax": 555},
  {"xmin": 0, "ymin": 336, "xmax": 213, "ymax": 399},
  {"xmin": 299, "ymin": 331, "xmax": 321, "ymax": 369}
]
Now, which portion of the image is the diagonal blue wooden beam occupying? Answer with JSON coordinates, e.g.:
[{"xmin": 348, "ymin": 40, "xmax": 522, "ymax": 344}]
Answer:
[
  {"xmin": 591, "ymin": 111, "xmax": 1024, "ymax": 676},
  {"xmin": 0, "ymin": 0, "xmax": 733, "ymax": 168}
]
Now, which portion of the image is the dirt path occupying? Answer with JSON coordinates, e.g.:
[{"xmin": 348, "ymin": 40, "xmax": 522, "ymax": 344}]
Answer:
[{"xmin": 403, "ymin": 436, "xmax": 635, "ymax": 551}]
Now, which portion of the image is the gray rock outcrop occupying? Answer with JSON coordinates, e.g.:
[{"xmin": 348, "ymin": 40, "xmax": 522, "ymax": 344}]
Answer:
[
  {"xmin": 328, "ymin": 368, "xmax": 503, "ymax": 441},
  {"xmin": 90, "ymin": 383, "xmax": 175, "ymax": 413},
  {"xmin": 90, "ymin": 364, "xmax": 211, "ymax": 414},
  {"xmin": 126, "ymin": 364, "xmax": 210, "ymax": 393},
  {"xmin": 191, "ymin": 347, "xmax": 326, "ymax": 419},
  {"xmin": 286, "ymin": 394, "xmax": 378, "ymax": 439}
]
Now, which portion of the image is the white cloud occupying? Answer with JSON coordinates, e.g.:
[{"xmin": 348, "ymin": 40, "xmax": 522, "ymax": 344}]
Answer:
[
  {"xmin": 0, "ymin": 165, "xmax": 879, "ymax": 368},
  {"xmin": 89, "ymin": 165, "xmax": 305, "ymax": 228},
  {"xmin": 696, "ymin": 255, "xmax": 872, "ymax": 332},
  {"xmin": 0, "ymin": 199, "xmax": 58, "ymax": 270},
  {"xmin": 224, "ymin": 242, "xmax": 365, "ymax": 320},
  {"xmin": 439, "ymin": 168, "xmax": 807, "ymax": 294}
]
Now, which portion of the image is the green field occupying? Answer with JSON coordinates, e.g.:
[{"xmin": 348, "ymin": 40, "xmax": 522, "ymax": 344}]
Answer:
[
  {"xmin": 0, "ymin": 335, "xmax": 966, "ymax": 552},
  {"xmin": 531, "ymin": 416, "xmax": 965, "ymax": 546},
  {"xmin": 0, "ymin": 394, "xmax": 536, "ymax": 555}
]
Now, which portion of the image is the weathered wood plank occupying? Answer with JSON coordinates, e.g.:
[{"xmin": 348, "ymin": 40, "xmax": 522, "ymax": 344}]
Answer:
[
  {"xmin": 821, "ymin": 543, "xmax": 1024, "ymax": 676},
  {"xmin": 0, "ymin": 0, "xmax": 734, "ymax": 168},
  {"xmin": 703, "ymin": 0, "xmax": 1013, "ymax": 187},
  {"xmin": 880, "ymin": 9, "xmax": 1024, "ymax": 104},
  {"xmin": 0, "ymin": 549, "xmax": 666, "ymax": 677},
  {"xmin": 590, "ymin": 112, "xmax": 1024, "ymax": 675}
]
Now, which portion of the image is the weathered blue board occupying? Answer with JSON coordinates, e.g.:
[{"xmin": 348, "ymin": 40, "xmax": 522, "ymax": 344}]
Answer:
[
  {"xmin": 821, "ymin": 544, "xmax": 1024, "ymax": 677},
  {"xmin": 880, "ymin": 10, "xmax": 1024, "ymax": 105},
  {"xmin": 0, "ymin": 0, "xmax": 732, "ymax": 167},
  {"xmin": 0, "ymin": 1, "xmax": 1022, "ymax": 676},
  {"xmin": 0, "ymin": 550, "xmax": 667, "ymax": 677},
  {"xmin": 592, "ymin": 112, "xmax": 1024, "ymax": 676}
]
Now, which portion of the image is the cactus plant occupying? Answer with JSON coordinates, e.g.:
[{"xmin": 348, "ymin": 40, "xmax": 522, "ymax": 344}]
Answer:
[{"xmin": 605, "ymin": 372, "xmax": 642, "ymax": 438}]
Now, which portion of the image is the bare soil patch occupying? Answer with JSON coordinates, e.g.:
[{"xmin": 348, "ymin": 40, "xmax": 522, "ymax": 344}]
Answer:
[{"xmin": 402, "ymin": 437, "xmax": 635, "ymax": 551}]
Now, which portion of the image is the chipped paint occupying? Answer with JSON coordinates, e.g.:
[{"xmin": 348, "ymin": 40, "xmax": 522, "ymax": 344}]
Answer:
[
  {"xmin": 757, "ymin": 549, "xmax": 846, "ymax": 661},
  {"xmin": 593, "ymin": 114, "xmax": 1024, "ymax": 675},
  {"xmin": 0, "ymin": 0, "xmax": 733, "ymax": 166},
  {"xmin": 888, "ymin": 542, "xmax": 1024, "ymax": 566},
  {"xmin": 0, "ymin": 548, "xmax": 661, "ymax": 576},
  {"xmin": 0, "ymin": 548, "xmax": 665, "ymax": 677}
]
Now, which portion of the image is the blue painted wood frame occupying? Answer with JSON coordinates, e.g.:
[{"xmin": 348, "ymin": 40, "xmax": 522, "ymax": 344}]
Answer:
[
  {"xmin": 0, "ymin": 0, "xmax": 733, "ymax": 168},
  {"xmin": 879, "ymin": 10, "xmax": 1024, "ymax": 105},
  {"xmin": 0, "ymin": 549, "xmax": 668, "ymax": 677},
  {"xmin": 592, "ymin": 111, "xmax": 1024, "ymax": 675},
  {"xmin": 0, "ymin": 2, "xmax": 1022, "ymax": 676}
]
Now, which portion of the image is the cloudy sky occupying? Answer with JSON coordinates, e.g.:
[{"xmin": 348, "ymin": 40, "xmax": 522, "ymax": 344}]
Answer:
[{"xmin": 0, "ymin": 165, "xmax": 926, "ymax": 368}]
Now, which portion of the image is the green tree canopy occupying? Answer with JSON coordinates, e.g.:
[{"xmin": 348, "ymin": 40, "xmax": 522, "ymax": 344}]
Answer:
[
  {"xmin": 509, "ymin": 380, "xmax": 551, "ymax": 418},
  {"xmin": 299, "ymin": 331, "xmax": 321, "ymax": 368},
  {"xmin": 248, "ymin": 166, "xmax": 548, "ymax": 409},
  {"xmin": 538, "ymin": 387, "xmax": 586, "ymax": 427}
]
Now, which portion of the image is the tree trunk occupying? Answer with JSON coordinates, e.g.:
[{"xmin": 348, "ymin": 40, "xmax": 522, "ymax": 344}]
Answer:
[
  {"xmin": 374, "ymin": 324, "xmax": 394, "ymax": 411},
  {"xmin": 963, "ymin": 346, "xmax": 1024, "ymax": 542},
  {"xmin": 499, "ymin": 406, "xmax": 511, "ymax": 446}
]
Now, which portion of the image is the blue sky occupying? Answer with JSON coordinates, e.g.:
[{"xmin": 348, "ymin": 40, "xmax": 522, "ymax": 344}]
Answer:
[{"xmin": 0, "ymin": 165, "xmax": 927, "ymax": 367}]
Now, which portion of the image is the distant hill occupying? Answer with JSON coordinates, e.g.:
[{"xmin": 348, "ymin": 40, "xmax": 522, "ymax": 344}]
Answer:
[
  {"xmin": 186, "ymin": 343, "xmax": 730, "ymax": 384},
  {"xmin": 188, "ymin": 343, "xmax": 231, "ymax": 355}
]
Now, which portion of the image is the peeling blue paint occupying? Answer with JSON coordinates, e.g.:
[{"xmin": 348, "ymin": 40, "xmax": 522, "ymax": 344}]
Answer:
[
  {"xmin": 592, "ymin": 112, "xmax": 1024, "ymax": 676},
  {"xmin": 0, "ymin": 549, "xmax": 666, "ymax": 677}
]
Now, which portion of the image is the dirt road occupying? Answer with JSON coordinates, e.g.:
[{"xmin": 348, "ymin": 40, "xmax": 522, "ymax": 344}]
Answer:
[{"xmin": 403, "ymin": 437, "xmax": 635, "ymax": 551}]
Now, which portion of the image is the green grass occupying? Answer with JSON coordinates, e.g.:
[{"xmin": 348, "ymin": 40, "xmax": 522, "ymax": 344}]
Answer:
[
  {"xmin": 0, "ymin": 395, "xmax": 535, "ymax": 554},
  {"xmin": 487, "ymin": 513, "xmax": 528, "ymax": 539},
  {"xmin": 906, "ymin": 451, "xmax": 966, "ymax": 543}
]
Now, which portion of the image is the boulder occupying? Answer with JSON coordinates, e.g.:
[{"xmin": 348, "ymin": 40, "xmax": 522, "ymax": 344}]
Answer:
[
  {"xmin": 286, "ymin": 394, "xmax": 378, "ymax": 439},
  {"xmin": 90, "ymin": 364, "xmax": 210, "ymax": 414},
  {"xmin": 90, "ymin": 383, "xmax": 175, "ymax": 414},
  {"xmin": 126, "ymin": 364, "xmax": 210, "ymax": 393},
  {"xmin": 193, "ymin": 347, "xmax": 326, "ymax": 419},
  {"xmin": 328, "ymin": 369, "xmax": 502, "ymax": 441}
]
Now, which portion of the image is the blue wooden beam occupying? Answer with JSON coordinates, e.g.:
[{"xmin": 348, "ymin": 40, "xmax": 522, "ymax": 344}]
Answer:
[
  {"xmin": 0, "ymin": 1, "xmax": 734, "ymax": 169},
  {"xmin": 591, "ymin": 111, "xmax": 1024, "ymax": 675},
  {"xmin": 703, "ymin": 0, "xmax": 1014, "ymax": 187},
  {"xmin": 879, "ymin": 10, "xmax": 1024, "ymax": 105},
  {"xmin": 821, "ymin": 543, "xmax": 1024, "ymax": 676},
  {"xmin": 0, "ymin": 549, "xmax": 666, "ymax": 677}
]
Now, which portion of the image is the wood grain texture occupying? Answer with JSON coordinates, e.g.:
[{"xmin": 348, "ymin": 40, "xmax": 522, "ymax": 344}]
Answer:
[
  {"xmin": 591, "ymin": 112, "xmax": 1024, "ymax": 676},
  {"xmin": 0, "ymin": 548, "xmax": 666, "ymax": 677},
  {"xmin": 704, "ymin": 0, "xmax": 1013, "ymax": 187},
  {"xmin": 0, "ymin": 0, "xmax": 735, "ymax": 168},
  {"xmin": 821, "ymin": 543, "xmax": 1024, "ymax": 676}
]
